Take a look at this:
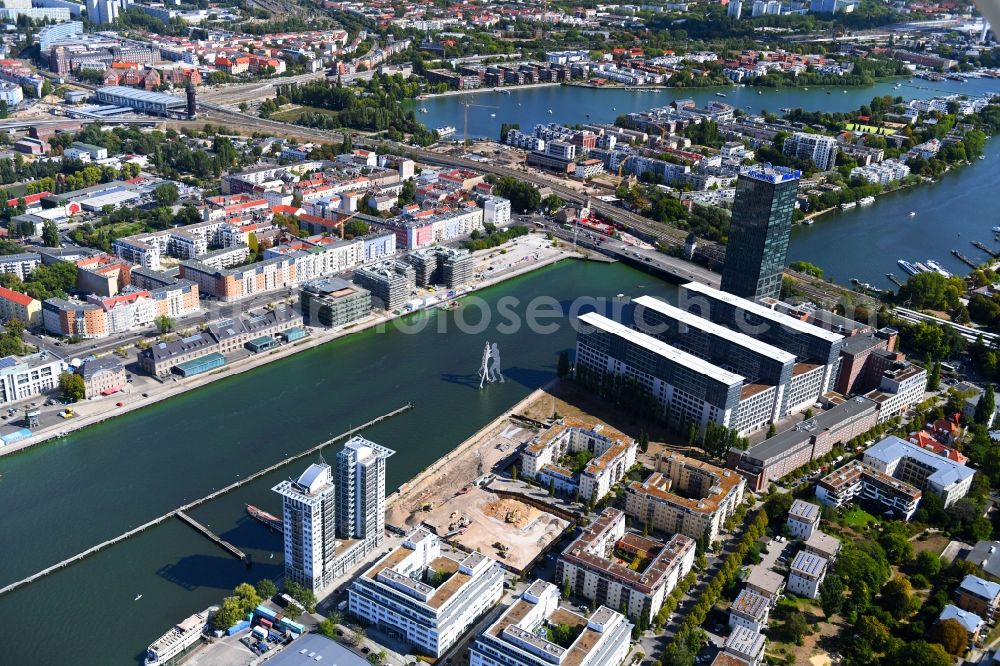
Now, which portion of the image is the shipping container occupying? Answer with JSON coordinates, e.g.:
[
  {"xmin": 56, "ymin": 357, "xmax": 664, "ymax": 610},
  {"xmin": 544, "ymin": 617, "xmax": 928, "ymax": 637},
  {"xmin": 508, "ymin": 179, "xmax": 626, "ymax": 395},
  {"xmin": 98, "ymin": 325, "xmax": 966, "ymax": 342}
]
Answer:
[
  {"xmin": 252, "ymin": 626, "xmax": 267, "ymax": 640},
  {"xmin": 254, "ymin": 604, "xmax": 278, "ymax": 621},
  {"xmin": 259, "ymin": 618, "xmax": 273, "ymax": 629},
  {"xmin": 226, "ymin": 620, "xmax": 251, "ymax": 636}
]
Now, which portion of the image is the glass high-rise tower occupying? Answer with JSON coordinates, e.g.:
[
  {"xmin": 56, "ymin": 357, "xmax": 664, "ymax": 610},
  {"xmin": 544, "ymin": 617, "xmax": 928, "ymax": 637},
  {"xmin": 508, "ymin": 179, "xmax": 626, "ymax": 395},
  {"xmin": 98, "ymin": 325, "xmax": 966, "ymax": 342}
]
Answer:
[{"xmin": 720, "ymin": 165, "xmax": 801, "ymax": 302}]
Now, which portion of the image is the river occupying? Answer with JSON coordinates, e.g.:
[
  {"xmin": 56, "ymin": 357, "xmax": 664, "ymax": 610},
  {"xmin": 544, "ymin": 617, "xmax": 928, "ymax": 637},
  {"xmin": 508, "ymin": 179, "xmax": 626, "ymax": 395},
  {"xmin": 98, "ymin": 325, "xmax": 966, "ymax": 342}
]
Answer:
[
  {"xmin": 0, "ymin": 259, "xmax": 676, "ymax": 665},
  {"xmin": 415, "ymin": 77, "xmax": 1000, "ymax": 287}
]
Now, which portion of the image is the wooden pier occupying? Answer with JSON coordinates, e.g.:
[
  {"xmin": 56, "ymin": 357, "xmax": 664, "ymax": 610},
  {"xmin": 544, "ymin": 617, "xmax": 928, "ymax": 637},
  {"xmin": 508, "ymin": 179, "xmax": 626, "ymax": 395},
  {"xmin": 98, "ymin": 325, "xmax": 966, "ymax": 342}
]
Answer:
[
  {"xmin": 885, "ymin": 273, "xmax": 903, "ymax": 288},
  {"xmin": 176, "ymin": 511, "xmax": 249, "ymax": 565},
  {"xmin": 0, "ymin": 403, "xmax": 413, "ymax": 598},
  {"xmin": 972, "ymin": 241, "xmax": 999, "ymax": 258},
  {"xmin": 952, "ymin": 249, "xmax": 980, "ymax": 269}
]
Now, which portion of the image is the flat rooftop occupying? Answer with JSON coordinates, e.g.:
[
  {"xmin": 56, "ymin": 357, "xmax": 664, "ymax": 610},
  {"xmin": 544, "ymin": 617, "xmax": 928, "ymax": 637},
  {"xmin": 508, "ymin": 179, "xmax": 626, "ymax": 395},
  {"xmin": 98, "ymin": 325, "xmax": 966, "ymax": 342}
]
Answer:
[{"xmin": 579, "ymin": 311, "xmax": 744, "ymax": 387}]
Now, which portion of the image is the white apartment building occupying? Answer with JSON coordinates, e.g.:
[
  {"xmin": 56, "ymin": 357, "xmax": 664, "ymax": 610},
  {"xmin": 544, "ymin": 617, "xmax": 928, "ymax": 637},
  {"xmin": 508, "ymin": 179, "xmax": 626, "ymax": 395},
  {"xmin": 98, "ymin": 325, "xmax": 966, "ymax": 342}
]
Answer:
[
  {"xmin": 349, "ymin": 528, "xmax": 504, "ymax": 658},
  {"xmin": 87, "ymin": 292, "xmax": 156, "ymax": 335},
  {"xmin": 863, "ymin": 436, "xmax": 974, "ymax": 508},
  {"xmin": 865, "ymin": 361, "xmax": 927, "ymax": 423},
  {"xmin": 336, "ymin": 436, "xmax": 394, "ymax": 543},
  {"xmin": 782, "ymin": 132, "xmax": 838, "ymax": 171},
  {"xmin": 0, "ymin": 253, "xmax": 41, "ymax": 281},
  {"xmin": 786, "ymin": 499, "xmax": 820, "ymax": 540},
  {"xmin": 113, "ymin": 237, "xmax": 162, "ymax": 270},
  {"xmin": 850, "ymin": 159, "xmax": 910, "ymax": 185},
  {"xmin": 520, "ymin": 418, "xmax": 637, "ymax": 503},
  {"xmin": 506, "ymin": 129, "xmax": 546, "ymax": 152},
  {"xmin": 469, "ymin": 580, "xmax": 633, "ymax": 666},
  {"xmin": 0, "ymin": 351, "xmax": 64, "ymax": 405},
  {"xmin": 556, "ymin": 508, "xmax": 695, "ymax": 621},
  {"xmin": 483, "ymin": 196, "xmax": 512, "ymax": 228},
  {"xmin": 729, "ymin": 588, "xmax": 770, "ymax": 633},
  {"xmin": 272, "ymin": 462, "xmax": 338, "ymax": 595},
  {"xmin": 787, "ymin": 551, "xmax": 828, "ymax": 599}
]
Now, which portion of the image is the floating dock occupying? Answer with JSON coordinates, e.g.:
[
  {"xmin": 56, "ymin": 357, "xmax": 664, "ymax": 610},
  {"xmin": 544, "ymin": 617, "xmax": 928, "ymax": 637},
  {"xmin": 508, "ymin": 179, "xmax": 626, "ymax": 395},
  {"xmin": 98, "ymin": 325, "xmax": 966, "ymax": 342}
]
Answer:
[
  {"xmin": 972, "ymin": 241, "xmax": 999, "ymax": 258},
  {"xmin": 952, "ymin": 249, "xmax": 980, "ymax": 269},
  {"xmin": 176, "ymin": 511, "xmax": 250, "ymax": 565}
]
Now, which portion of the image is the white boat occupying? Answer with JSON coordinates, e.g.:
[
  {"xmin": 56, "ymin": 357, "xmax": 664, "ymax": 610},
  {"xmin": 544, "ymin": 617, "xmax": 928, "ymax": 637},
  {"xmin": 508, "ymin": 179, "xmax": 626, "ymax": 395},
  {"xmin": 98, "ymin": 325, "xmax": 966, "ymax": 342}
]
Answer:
[
  {"xmin": 145, "ymin": 608, "xmax": 213, "ymax": 666},
  {"xmin": 547, "ymin": 109, "xmax": 553, "ymax": 114},
  {"xmin": 490, "ymin": 113, "xmax": 496, "ymax": 117},
  {"xmin": 135, "ymin": 594, "xmax": 143, "ymax": 601},
  {"xmin": 802, "ymin": 219, "xmax": 814, "ymax": 225},
  {"xmin": 858, "ymin": 196, "xmax": 875, "ymax": 206},
  {"xmin": 992, "ymin": 226, "xmax": 1000, "ymax": 233},
  {"xmin": 926, "ymin": 260, "xmax": 952, "ymax": 278},
  {"xmin": 909, "ymin": 211, "xmax": 916, "ymax": 217},
  {"xmin": 898, "ymin": 259, "xmax": 919, "ymax": 275},
  {"xmin": 436, "ymin": 126, "xmax": 456, "ymax": 137},
  {"xmin": 715, "ymin": 92, "xmax": 727, "ymax": 97},
  {"xmin": 914, "ymin": 261, "xmax": 931, "ymax": 273},
  {"xmin": 840, "ymin": 201, "xmax": 856, "ymax": 210},
  {"xmin": 419, "ymin": 107, "xmax": 428, "ymax": 113}
]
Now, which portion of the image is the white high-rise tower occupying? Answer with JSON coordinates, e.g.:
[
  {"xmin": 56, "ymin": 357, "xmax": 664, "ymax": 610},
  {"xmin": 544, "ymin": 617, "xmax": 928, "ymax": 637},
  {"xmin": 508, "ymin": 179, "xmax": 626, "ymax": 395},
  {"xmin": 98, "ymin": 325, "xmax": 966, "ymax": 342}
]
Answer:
[
  {"xmin": 337, "ymin": 435, "xmax": 395, "ymax": 544},
  {"xmin": 272, "ymin": 461, "xmax": 338, "ymax": 595}
]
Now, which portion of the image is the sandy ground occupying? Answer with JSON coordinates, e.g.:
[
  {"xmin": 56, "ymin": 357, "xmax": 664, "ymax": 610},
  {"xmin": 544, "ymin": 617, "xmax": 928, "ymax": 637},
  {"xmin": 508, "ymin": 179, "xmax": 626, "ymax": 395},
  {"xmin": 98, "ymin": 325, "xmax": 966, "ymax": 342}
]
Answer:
[{"xmin": 421, "ymin": 487, "xmax": 569, "ymax": 570}]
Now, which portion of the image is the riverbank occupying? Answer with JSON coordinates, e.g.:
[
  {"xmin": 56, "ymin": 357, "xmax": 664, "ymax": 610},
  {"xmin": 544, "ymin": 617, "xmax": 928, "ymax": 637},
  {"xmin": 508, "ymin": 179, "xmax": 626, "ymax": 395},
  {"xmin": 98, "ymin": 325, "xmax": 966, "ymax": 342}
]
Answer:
[
  {"xmin": 417, "ymin": 81, "xmax": 562, "ymax": 100},
  {"xmin": 0, "ymin": 235, "xmax": 583, "ymax": 459}
]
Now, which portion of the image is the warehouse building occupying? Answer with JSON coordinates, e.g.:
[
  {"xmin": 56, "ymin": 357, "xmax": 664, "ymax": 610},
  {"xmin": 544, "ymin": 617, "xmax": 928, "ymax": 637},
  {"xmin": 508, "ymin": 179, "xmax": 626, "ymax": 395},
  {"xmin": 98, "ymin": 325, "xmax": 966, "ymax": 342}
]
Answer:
[{"xmin": 95, "ymin": 86, "xmax": 187, "ymax": 116}]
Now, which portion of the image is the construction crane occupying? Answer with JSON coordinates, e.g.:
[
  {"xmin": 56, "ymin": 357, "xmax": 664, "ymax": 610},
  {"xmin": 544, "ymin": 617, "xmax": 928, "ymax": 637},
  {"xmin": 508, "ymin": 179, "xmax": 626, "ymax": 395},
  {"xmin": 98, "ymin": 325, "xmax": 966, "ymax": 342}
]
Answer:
[
  {"xmin": 617, "ymin": 154, "xmax": 636, "ymax": 178},
  {"xmin": 462, "ymin": 100, "xmax": 499, "ymax": 144},
  {"xmin": 336, "ymin": 209, "xmax": 363, "ymax": 240}
]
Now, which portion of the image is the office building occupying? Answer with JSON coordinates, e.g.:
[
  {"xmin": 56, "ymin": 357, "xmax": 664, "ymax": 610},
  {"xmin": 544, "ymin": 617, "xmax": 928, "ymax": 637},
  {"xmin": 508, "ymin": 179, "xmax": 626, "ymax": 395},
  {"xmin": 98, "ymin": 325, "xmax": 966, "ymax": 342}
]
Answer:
[
  {"xmin": 0, "ymin": 286, "xmax": 40, "ymax": 326},
  {"xmin": 728, "ymin": 396, "xmax": 878, "ymax": 491},
  {"xmin": 680, "ymin": 282, "xmax": 844, "ymax": 392},
  {"xmin": 78, "ymin": 356, "xmax": 126, "ymax": 399},
  {"xmin": 95, "ymin": 86, "xmax": 186, "ymax": 116},
  {"xmin": 719, "ymin": 166, "xmax": 801, "ymax": 302},
  {"xmin": 38, "ymin": 20, "xmax": 83, "ymax": 51},
  {"xmin": 349, "ymin": 528, "xmax": 504, "ymax": 658},
  {"xmin": 863, "ymin": 436, "xmax": 974, "ymax": 508},
  {"xmin": 576, "ymin": 312, "xmax": 756, "ymax": 434},
  {"xmin": 633, "ymin": 296, "xmax": 828, "ymax": 430},
  {"xmin": 0, "ymin": 351, "xmax": 64, "ymax": 405},
  {"xmin": 786, "ymin": 550, "xmax": 828, "ymax": 599},
  {"xmin": 353, "ymin": 260, "xmax": 415, "ymax": 311},
  {"xmin": 782, "ymin": 133, "xmax": 838, "ymax": 171},
  {"xmin": 272, "ymin": 462, "xmax": 338, "ymax": 595},
  {"xmin": 520, "ymin": 418, "xmax": 637, "ymax": 503},
  {"xmin": 625, "ymin": 452, "xmax": 746, "ymax": 542},
  {"xmin": 469, "ymin": 580, "xmax": 633, "ymax": 666},
  {"xmin": 300, "ymin": 278, "xmax": 372, "ymax": 328},
  {"xmin": 727, "ymin": 0, "xmax": 743, "ymax": 18},
  {"xmin": 556, "ymin": 508, "xmax": 695, "ymax": 621},
  {"xmin": 786, "ymin": 499, "xmax": 820, "ymax": 540},
  {"xmin": 863, "ymin": 360, "xmax": 927, "ymax": 423}
]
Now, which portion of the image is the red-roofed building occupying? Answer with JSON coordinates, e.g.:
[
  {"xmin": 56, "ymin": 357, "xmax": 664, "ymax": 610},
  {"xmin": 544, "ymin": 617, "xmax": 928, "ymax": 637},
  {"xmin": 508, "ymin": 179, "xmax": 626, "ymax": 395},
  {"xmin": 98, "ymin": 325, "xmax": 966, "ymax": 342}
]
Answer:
[{"xmin": 0, "ymin": 285, "xmax": 39, "ymax": 326}]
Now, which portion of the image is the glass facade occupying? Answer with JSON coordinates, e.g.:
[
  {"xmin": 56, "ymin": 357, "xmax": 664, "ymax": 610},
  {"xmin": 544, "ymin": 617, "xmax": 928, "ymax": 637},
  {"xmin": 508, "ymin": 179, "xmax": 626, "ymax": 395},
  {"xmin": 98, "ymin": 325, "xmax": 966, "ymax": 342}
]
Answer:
[{"xmin": 720, "ymin": 167, "xmax": 800, "ymax": 302}]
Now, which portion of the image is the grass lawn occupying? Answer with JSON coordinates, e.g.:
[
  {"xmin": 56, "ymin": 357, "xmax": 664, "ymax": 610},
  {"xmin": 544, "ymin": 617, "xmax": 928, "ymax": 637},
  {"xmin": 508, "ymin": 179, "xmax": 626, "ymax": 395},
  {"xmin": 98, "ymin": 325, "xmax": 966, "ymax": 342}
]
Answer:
[
  {"xmin": 841, "ymin": 507, "xmax": 878, "ymax": 530},
  {"xmin": 269, "ymin": 105, "xmax": 339, "ymax": 123}
]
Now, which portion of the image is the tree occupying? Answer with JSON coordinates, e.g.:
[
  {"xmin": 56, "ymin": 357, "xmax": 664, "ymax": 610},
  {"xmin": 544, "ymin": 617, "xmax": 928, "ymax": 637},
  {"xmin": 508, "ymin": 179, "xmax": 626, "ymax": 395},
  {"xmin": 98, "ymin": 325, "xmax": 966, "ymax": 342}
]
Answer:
[
  {"xmin": 59, "ymin": 371, "xmax": 85, "ymax": 402},
  {"xmin": 927, "ymin": 360, "xmax": 941, "ymax": 391},
  {"xmin": 491, "ymin": 176, "xmax": 540, "ymax": 213},
  {"xmin": 155, "ymin": 314, "xmax": 175, "ymax": 334},
  {"xmin": 819, "ymin": 574, "xmax": 844, "ymax": 617},
  {"xmin": 914, "ymin": 551, "xmax": 942, "ymax": 578},
  {"xmin": 41, "ymin": 219, "xmax": 60, "ymax": 247},
  {"xmin": 542, "ymin": 193, "xmax": 564, "ymax": 214},
  {"xmin": 975, "ymin": 384, "xmax": 995, "ymax": 425},
  {"xmin": 153, "ymin": 182, "xmax": 179, "ymax": 207},
  {"xmin": 548, "ymin": 479, "xmax": 556, "ymax": 496},
  {"xmin": 887, "ymin": 641, "xmax": 952, "ymax": 666},
  {"xmin": 557, "ymin": 351, "xmax": 570, "ymax": 378},
  {"xmin": 931, "ymin": 618, "xmax": 969, "ymax": 655},
  {"xmin": 638, "ymin": 430, "xmax": 649, "ymax": 454},
  {"xmin": 881, "ymin": 575, "xmax": 916, "ymax": 619},
  {"xmin": 782, "ymin": 611, "xmax": 809, "ymax": 645},
  {"xmin": 255, "ymin": 578, "xmax": 277, "ymax": 599},
  {"xmin": 879, "ymin": 528, "xmax": 913, "ymax": 565},
  {"xmin": 343, "ymin": 219, "xmax": 370, "ymax": 238},
  {"xmin": 766, "ymin": 422, "xmax": 777, "ymax": 438}
]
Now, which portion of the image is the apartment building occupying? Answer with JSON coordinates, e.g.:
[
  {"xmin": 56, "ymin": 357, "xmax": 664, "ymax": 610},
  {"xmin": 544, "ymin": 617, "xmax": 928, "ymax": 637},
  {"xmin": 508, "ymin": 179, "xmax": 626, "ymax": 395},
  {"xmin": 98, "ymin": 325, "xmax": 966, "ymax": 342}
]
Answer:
[
  {"xmin": 0, "ymin": 252, "xmax": 41, "ymax": 281},
  {"xmin": 353, "ymin": 260, "xmax": 415, "ymax": 311},
  {"xmin": 555, "ymin": 508, "xmax": 695, "ymax": 622},
  {"xmin": 149, "ymin": 280, "xmax": 200, "ymax": 319},
  {"xmin": 0, "ymin": 286, "xmax": 40, "ymax": 326},
  {"xmin": 729, "ymin": 588, "xmax": 770, "ymax": 633},
  {"xmin": 42, "ymin": 298, "xmax": 108, "ymax": 338},
  {"xmin": 86, "ymin": 291, "xmax": 156, "ymax": 335},
  {"xmin": 804, "ymin": 531, "xmax": 841, "ymax": 563},
  {"xmin": 957, "ymin": 575, "xmax": 1000, "ymax": 618},
  {"xmin": 864, "ymin": 361, "xmax": 928, "ymax": 423},
  {"xmin": 272, "ymin": 462, "xmax": 339, "ymax": 595},
  {"xmin": 716, "ymin": 626, "xmax": 766, "ymax": 666},
  {"xmin": 625, "ymin": 453, "xmax": 745, "ymax": 542},
  {"xmin": 469, "ymin": 580, "xmax": 633, "ymax": 666},
  {"xmin": 349, "ymin": 528, "xmax": 504, "ymax": 658},
  {"xmin": 374, "ymin": 206, "xmax": 484, "ymax": 250},
  {"xmin": 787, "ymin": 551, "xmax": 828, "ymax": 599},
  {"xmin": 520, "ymin": 419, "xmax": 637, "ymax": 503},
  {"xmin": 786, "ymin": 500, "xmax": 820, "ymax": 540},
  {"xmin": 179, "ymin": 254, "xmax": 297, "ymax": 302},
  {"xmin": 863, "ymin": 436, "xmax": 974, "ymax": 507},
  {"xmin": 815, "ymin": 459, "xmax": 923, "ymax": 520},
  {"xmin": 782, "ymin": 132, "xmax": 838, "ymax": 171}
]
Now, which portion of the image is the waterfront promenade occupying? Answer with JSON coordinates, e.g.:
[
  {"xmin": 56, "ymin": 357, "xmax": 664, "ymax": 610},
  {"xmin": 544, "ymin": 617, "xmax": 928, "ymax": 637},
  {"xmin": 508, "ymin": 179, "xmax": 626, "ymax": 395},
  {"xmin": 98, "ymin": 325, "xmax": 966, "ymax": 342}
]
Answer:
[{"xmin": 0, "ymin": 235, "xmax": 581, "ymax": 459}]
